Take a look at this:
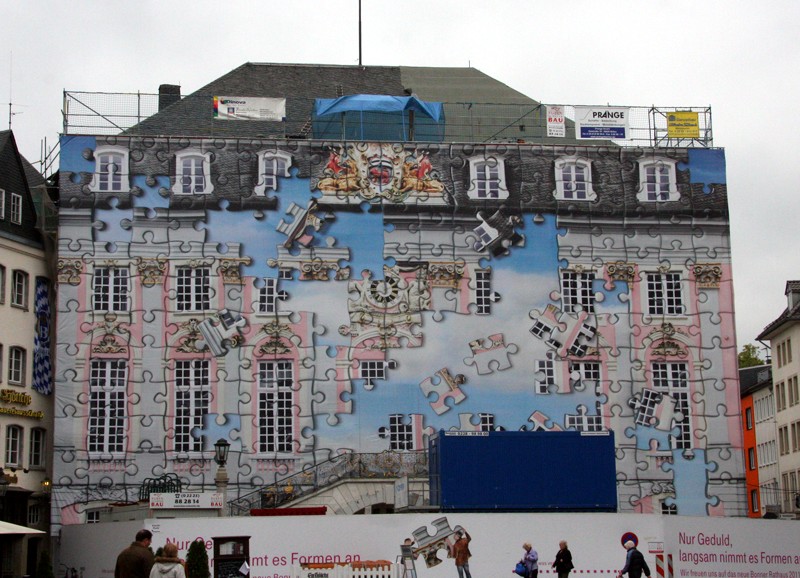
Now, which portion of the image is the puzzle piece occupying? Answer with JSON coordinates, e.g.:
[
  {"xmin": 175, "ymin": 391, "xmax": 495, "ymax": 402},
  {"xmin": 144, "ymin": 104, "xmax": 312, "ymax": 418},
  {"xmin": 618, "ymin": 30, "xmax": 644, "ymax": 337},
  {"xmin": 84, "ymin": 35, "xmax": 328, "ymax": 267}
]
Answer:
[
  {"xmin": 463, "ymin": 333, "xmax": 518, "ymax": 374},
  {"xmin": 196, "ymin": 309, "xmax": 247, "ymax": 356},
  {"xmin": 410, "ymin": 517, "xmax": 465, "ymax": 568},
  {"xmin": 190, "ymin": 413, "xmax": 243, "ymax": 451},
  {"xmin": 420, "ymin": 368, "xmax": 467, "ymax": 415}
]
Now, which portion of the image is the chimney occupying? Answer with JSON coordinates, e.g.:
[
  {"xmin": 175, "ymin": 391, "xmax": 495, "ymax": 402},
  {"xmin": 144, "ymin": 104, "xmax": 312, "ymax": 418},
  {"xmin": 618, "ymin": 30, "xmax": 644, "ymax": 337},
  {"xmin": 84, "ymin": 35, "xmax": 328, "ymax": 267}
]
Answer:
[{"xmin": 158, "ymin": 84, "xmax": 181, "ymax": 111}]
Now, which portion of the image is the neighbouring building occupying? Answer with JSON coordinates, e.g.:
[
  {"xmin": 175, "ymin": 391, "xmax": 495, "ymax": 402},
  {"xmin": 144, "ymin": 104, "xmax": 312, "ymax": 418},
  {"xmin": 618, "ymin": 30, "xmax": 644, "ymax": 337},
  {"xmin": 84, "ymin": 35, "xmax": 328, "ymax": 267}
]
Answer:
[
  {"xmin": 51, "ymin": 64, "xmax": 744, "ymax": 535},
  {"xmin": 0, "ymin": 130, "xmax": 54, "ymax": 578},
  {"xmin": 739, "ymin": 363, "xmax": 779, "ymax": 517},
  {"xmin": 758, "ymin": 281, "xmax": 800, "ymax": 516}
]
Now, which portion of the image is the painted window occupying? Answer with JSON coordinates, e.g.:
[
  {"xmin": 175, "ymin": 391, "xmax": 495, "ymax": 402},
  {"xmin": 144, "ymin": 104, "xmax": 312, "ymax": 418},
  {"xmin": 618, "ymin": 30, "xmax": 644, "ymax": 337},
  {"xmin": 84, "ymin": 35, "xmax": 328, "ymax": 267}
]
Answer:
[
  {"xmin": 0, "ymin": 265, "xmax": 5, "ymax": 304},
  {"xmin": 0, "ymin": 189, "xmax": 4, "ymax": 219},
  {"xmin": 29, "ymin": 428, "xmax": 46, "ymax": 469},
  {"xmin": 652, "ymin": 362, "xmax": 691, "ymax": 449},
  {"xmin": 11, "ymin": 269, "xmax": 28, "ymax": 309},
  {"xmin": 92, "ymin": 266, "xmax": 130, "ymax": 312},
  {"xmin": 174, "ymin": 360, "xmax": 210, "ymax": 454},
  {"xmin": 255, "ymin": 151, "xmax": 292, "ymax": 195},
  {"xmin": 750, "ymin": 489, "xmax": 759, "ymax": 513},
  {"xmin": 637, "ymin": 158, "xmax": 678, "ymax": 202},
  {"xmin": 569, "ymin": 361, "xmax": 601, "ymax": 392},
  {"xmin": 88, "ymin": 359, "xmax": 127, "ymax": 455},
  {"xmin": 387, "ymin": 413, "xmax": 414, "ymax": 450},
  {"xmin": 258, "ymin": 278, "xmax": 279, "ymax": 314},
  {"xmin": 561, "ymin": 270, "xmax": 595, "ymax": 313},
  {"xmin": 478, "ymin": 413, "xmax": 495, "ymax": 431},
  {"xmin": 554, "ymin": 157, "xmax": 596, "ymax": 201},
  {"xmin": 258, "ymin": 360, "xmax": 294, "ymax": 454},
  {"xmin": 530, "ymin": 319, "xmax": 553, "ymax": 340},
  {"xmin": 467, "ymin": 156, "xmax": 508, "ymax": 200},
  {"xmin": 748, "ymin": 447, "xmax": 756, "ymax": 470},
  {"xmin": 474, "ymin": 269, "xmax": 492, "ymax": 315},
  {"xmin": 173, "ymin": 150, "xmax": 213, "ymax": 195},
  {"xmin": 176, "ymin": 266, "xmax": 210, "ymax": 312},
  {"xmin": 5, "ymin": 425, "xmax": 22, "ymax": 467},
  {"xmin": 661, "ymin": 503, "xmax": 678, "ymax": 515},
  {"xmin": 646, "ymin": 272, "xmax": 684, "ymax": 315},
  {"xmin": 9, "ymin": 346, "xmax": 25, "ymax": 385},
  {"xmin": 91, "ymin": 145, "xmax": 129, "ymax": 193},
  {"xmin": 86, "ymin": 510, "xmax": 101, "ymax": 524},
  {"xmin": 745, "ymin": 407, "xmax": 753, "ymax": 430},
  {"xmin": 534, "ymin": 359, "xmax": 555, "ymax": 394},
  {"xmin": 360, "ymin": 360, "xmax": 389, "ymax": 388},
  {"xmin": 565, "ymin": 410, "xmax": 603, "ymax": 432},
  {"xmin": 10, "ymin": 192, "xmax": 22, "ymax": 225}
]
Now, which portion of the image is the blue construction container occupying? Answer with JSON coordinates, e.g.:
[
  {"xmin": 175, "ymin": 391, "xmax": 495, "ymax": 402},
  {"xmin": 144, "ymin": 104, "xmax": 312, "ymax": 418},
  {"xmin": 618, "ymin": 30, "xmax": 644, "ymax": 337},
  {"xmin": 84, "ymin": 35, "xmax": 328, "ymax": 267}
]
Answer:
[{"xmin": 428, "ymin": 430, "xmax": 617, "ymax": 511}]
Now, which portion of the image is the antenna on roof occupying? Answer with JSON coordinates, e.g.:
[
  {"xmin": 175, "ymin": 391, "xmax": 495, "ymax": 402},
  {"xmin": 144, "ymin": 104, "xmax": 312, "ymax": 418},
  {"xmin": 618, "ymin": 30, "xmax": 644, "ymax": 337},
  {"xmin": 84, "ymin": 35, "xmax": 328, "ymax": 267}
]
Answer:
[{"xmin": 358, "ymin": 0, "xmax": 363, "ymax": 67}]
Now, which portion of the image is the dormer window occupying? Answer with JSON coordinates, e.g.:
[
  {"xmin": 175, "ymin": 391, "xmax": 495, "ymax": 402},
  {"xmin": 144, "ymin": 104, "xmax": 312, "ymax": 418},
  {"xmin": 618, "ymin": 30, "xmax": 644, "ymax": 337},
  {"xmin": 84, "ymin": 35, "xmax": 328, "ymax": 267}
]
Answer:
[
  {"xmin": 255, "ymin": 150, "xmax": 292, "ymax": 196},
  {"xmin": 467, "ymin": 156, "xmax": 508, "ymax": 200},
  {"xmin": 10, "ymin": 193, "xmax": 22, "ymax": 224},
  {"xmin": 173, "ymin": 150, "xmax": 213, "ymax": 195},
  {"xmin": 637, "ymin": 158, "xmax": 678, "ymax": 202},
  {"xmin": 554, "ymin": 157, "xmax": 596, "ymax": 201},
  {"xmin": 91, "ymin": 145, "xmax": 129, "ymax": 193}
]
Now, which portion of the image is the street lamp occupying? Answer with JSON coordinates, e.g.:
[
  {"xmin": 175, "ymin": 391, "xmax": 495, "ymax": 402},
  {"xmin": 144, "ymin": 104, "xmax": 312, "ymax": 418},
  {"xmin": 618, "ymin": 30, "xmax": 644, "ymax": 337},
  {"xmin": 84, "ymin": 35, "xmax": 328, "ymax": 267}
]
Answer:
[
  {"xmin": 213, "ymin": 439, "xmax": 230, "ymax": 517},
  {"xmin": 41, "ymin": 477, "xmax": 52, "ymax": 495}
]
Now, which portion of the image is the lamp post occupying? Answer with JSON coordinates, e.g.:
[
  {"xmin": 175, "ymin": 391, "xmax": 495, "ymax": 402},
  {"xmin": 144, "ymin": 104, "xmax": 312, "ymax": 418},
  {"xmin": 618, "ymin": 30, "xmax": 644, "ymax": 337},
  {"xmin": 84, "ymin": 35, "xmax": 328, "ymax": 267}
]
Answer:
[{"xmin": 214, "ymin": 439, "xmax": 230, "ymax": 517}]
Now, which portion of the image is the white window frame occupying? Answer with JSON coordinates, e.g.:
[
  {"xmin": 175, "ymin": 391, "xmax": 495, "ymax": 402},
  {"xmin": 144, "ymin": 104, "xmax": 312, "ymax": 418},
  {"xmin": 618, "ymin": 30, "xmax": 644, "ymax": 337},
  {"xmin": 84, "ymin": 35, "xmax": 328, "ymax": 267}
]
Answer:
[
  {"xmin": 652, "ymin": 361, "xmax": 692, "ymax": 450},
  {"xmin": 255, "ymin": 150, "xmax": 292, "ymax": 196},
  {"xmin": 92, "ymin": 266, "xmax": 130, "ymax": 312},
  {"xmin": 174, "ymin": 359, "xmax": 210, "ymax": 454},
  {"xmin": 88, "ymin": 359, "xmax": 127, "ymax": 457},
  {"xmin": 172, "ymin": 149, "xmax": 214, "ymax": 195},
  {"xmin": 175, "ymin": 266, "xmax": 211, "ymax": 312},
  {"xmin": 27, "ymin": 503, "xmax": 41, "ymax": 526},
  {"xmin": 257, "ymin": 360, "xmax": 294, "ymax": 454},
  {"xmin": 9, "ymin": 193, "xmax": 22, "ymax": 225},
  {"xmin": 11, "ymin": 269, "xmax": 28, "ymax": 309},
  {"xmin": 646, "ymin": 272, "xmax": 685, "ymax": 316},
  {"xmin": 387, "ymin": 413, "xmax": 415, "ymax": 451},
  {"xmin": 637, "ymin": 158, "xmax": 678, "ymax": 202},
  {"xmin": 5, "ymin": 425, "xmax": 22, "ymax": 467},
  {"xmin": 553, "ymin": 157, "xmax": 596, "ymax": 201},
  {"xmin": 467, "ymin": 155, "xmax": 508, "ymax": 200},
  {"xmin": 561, "ymin": 269, "xmax": 596, "ymax": 313},
  {"xmin": 258, "ymin": 278, "xmax": 279, "ymax": 314},
  {"xmin": 91, "ymin": 145, "xmax": 130, "ymax": 193},
  {"xmin": 0, "ymin": 188, "xmax": 5, "ymax": 219},
  {"xmin": 28, "ymin": 427, "xmax": 46, "ymax": 469},
  {"xmin": 8, "ymin": 346, "xmax": 25, "ymax": 385}
]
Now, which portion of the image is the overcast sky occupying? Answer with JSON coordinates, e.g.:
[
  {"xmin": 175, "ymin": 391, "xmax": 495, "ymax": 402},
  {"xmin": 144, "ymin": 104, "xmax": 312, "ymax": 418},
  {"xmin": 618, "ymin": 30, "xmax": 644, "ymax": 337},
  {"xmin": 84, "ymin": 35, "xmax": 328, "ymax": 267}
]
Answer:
[{"xmin": 3, "ymin": 0, "xmax": 798, "ymax": 354}]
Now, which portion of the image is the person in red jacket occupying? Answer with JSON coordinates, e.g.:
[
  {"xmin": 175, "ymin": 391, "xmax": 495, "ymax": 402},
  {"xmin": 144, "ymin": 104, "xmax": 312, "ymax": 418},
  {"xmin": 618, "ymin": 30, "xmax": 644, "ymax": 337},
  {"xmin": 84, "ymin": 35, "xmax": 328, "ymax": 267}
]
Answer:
[{"xmin": 451, "ymin": 530, "xmax": 473, "ymax": 578}]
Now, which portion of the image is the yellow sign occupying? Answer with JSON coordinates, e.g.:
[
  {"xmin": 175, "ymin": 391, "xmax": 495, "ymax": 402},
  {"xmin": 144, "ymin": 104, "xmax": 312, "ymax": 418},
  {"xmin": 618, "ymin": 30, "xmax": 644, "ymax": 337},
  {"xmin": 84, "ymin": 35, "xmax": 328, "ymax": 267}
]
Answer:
[{"xmin": 667, "ymin": 111, "xmax": 700, "ymax": 138}]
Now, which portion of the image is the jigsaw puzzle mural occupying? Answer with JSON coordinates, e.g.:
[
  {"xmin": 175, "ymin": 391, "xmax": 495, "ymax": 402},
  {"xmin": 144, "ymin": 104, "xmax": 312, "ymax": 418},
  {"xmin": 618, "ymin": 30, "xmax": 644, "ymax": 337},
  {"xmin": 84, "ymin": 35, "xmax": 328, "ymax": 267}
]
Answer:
[{"xmin": 52, "ymin": 135, "xmax": 742, "ymax": 531}]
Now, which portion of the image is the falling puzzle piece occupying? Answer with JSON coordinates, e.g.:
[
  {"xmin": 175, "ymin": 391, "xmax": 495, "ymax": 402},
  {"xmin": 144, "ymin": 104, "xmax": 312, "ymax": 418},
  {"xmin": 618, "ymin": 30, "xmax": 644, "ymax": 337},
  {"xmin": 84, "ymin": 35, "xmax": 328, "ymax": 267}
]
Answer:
[
  {"xmin": 463, "ymin": 333, "xmax": 518, "ymax": 375},
  {"xmin": 196, "ymin": 309, "xmax": 247, "ymax": 356},
  {"xmin": 419, "ymin": 368, "xmax": 467, "ymax": 415}
]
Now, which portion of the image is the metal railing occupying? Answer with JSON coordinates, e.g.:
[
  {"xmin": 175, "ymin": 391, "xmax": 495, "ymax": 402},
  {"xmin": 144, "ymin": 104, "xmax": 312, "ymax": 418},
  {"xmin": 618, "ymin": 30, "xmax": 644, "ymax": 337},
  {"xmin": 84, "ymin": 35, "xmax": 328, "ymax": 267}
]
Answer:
[
  {"xmin": 63, "ymin": 90, "xmax": 713, "ymax": 148},
  {"xmin": 228, "ymin": 450, "xmax": 428, "ymax": 516}
]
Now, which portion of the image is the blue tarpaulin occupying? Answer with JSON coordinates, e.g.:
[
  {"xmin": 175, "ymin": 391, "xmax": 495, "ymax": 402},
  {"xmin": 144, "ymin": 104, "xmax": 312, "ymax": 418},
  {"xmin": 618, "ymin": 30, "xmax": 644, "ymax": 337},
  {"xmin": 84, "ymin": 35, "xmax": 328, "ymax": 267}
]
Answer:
[{"xmin": 312, "ymin": 94, "xmax": 444, "ymax": 142}]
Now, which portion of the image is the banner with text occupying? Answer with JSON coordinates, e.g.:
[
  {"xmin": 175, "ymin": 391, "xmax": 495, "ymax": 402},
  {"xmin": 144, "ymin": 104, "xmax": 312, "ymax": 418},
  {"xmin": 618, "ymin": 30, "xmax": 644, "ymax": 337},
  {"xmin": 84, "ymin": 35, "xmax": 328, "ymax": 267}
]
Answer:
[
  {"xmin": 575, "ymin": 106, "xmax": 630, "ymax": 139},
  {"xmin": 214, "ymin": 96, "xmax": 286, "ymax": 121}
]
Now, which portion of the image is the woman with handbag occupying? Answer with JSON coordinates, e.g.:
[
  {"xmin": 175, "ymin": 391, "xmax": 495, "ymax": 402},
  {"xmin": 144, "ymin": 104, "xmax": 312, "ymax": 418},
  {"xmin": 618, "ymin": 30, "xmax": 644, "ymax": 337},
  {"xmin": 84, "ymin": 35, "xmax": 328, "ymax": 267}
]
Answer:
[{"xmin": 520, "ymin": 543, "xmax": 539, "ymax": 578}]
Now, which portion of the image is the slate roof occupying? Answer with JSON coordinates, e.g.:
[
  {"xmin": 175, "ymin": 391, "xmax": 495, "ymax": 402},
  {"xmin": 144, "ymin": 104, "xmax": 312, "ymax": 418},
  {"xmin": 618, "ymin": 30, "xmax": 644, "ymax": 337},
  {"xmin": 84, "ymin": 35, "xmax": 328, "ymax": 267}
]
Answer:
[
  {"xmin": 0, "ymin": 130, "xmax": 43, "ymax": 246},
  {"xmin": 757, "ymin": 280, "xmax": 800, "ymax": 340},
  {"xmin": 738, "ymin": 364, "xmax": 772, "ymax": 397},
  {"xmin": 125, "ymin": 63, "xmax": 580, "ymax": 143}
]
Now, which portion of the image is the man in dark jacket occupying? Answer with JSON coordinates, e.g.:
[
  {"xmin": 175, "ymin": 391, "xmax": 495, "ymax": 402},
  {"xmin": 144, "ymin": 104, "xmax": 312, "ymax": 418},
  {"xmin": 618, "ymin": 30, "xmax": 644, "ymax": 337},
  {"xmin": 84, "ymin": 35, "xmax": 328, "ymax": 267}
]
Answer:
[
  {"xmin": 618, "ymin": 541, "xmax": 650, "ymax": 578},
  {"xmin": 115, "ymin": 529, "xmax": 155, "ymax": 578}
]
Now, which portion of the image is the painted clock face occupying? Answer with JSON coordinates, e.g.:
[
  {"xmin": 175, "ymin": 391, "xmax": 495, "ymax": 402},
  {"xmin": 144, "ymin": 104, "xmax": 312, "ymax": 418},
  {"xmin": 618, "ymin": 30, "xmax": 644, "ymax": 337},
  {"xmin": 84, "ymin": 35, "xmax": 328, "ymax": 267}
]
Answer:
[{"xmin": 368, "ymin": 277, "xmax": 401, "ymax": 307}]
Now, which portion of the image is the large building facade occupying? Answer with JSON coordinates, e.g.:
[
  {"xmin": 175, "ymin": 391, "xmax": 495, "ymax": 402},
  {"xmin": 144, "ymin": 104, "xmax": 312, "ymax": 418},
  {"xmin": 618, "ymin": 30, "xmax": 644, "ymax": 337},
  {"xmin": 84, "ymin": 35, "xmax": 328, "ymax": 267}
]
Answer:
[
  {"xmin": 0, "ymin": 131, "xmax": 53, "ymax": 578},
  {"xmin": 51, "ymin": 65, "xmax": 744, "ymax": 533}
]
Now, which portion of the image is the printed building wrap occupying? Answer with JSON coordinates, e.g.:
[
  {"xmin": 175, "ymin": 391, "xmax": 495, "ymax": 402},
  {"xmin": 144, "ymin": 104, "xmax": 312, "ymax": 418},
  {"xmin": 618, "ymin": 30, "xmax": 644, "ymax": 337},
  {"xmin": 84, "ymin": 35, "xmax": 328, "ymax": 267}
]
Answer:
[{"xmin": 52, "ymin": 64, "xmax": 743, "ymax": 531}]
